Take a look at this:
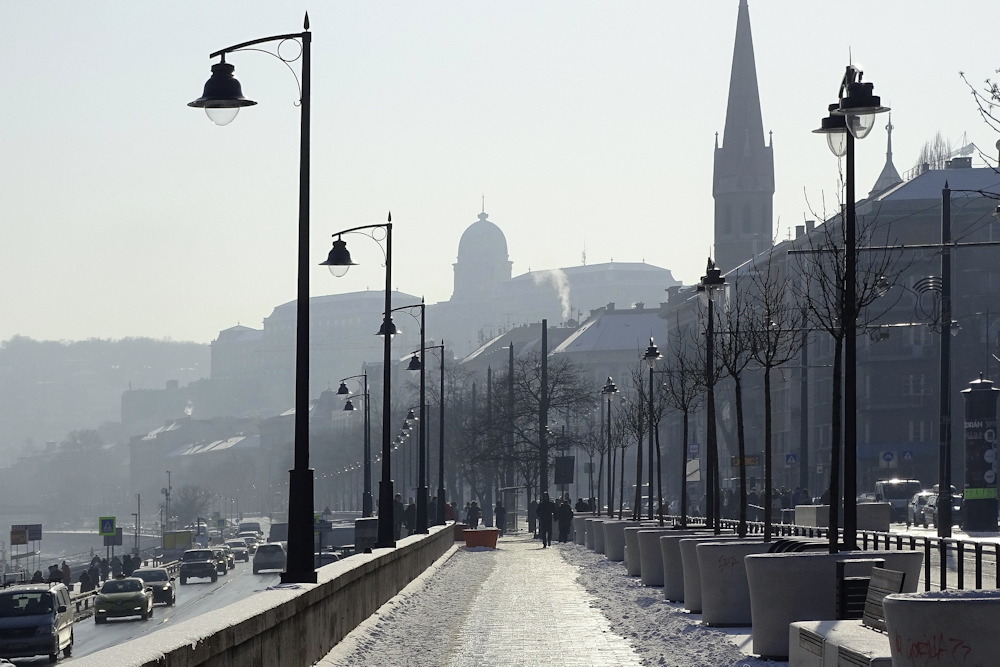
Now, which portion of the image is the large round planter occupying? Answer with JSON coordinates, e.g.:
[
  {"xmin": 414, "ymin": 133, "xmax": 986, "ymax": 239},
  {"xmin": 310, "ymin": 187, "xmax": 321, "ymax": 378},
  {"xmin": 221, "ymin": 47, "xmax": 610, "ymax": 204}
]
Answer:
[
  {"xmin": 696, "ymin": 539, "xmax": 770, "ymax": 626},
  {"xmin": 638, "ymin": 529, "xmax": 679, "ymax": 586},
  {"xmin": 603, "ymin": 521, "xmax": 642, "ymax": 562},
  {"xmin": 679, "ymin": 535, "xmax": 747, "ymax": 613},
  {"xmin": 624, "ymin": 526, "xmax": 650, "ymax": 575},
  {"xmin": 572, "ymin": 516, "xmax": 588, "ymax": 545},
  {"xmin": 591, "ymin": 518, "xmax": 610, "ymax": 553},
  {"xmin": 744, "ymin": 550, "xmax": 924, "ymax": 659},
  {"xmin": 883, "ymin": 589, "xmax": 1000, "ymax": 666},
  {"xmin": 463, "ymin": 528, "xmax": 500, "ymax": 548},
  {"xmin": 659, "ymin": 530, "xmax": 720, "ymax": 602}
]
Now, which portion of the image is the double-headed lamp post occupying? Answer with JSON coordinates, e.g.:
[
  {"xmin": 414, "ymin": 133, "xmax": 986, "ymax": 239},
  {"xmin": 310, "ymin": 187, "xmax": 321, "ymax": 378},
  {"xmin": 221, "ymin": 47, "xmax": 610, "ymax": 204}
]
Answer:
[
  {"xmin": 413, "ymin": 344, "xmax": 447, "ymax": 525},
  {"xmin": 643, "ymin": 338, "xmax": 663, "ymax": 522},
  {"xmin": 338, "ymin": 373, "xmax": 372, "ymax": 517},
  {"xmin": 813, "ymin": 64, "xmax": 889, "ymax": 551},
  {"xmin": 321, "ymin": 216, "xmax": 396, "ymax": 548},
  {"xmin": 396, "ymin": 300, "xmax": 430, "ymax": 534},
  {"xmin": 188, "ymin": 15, "xmax": 316, "ymax": 583},
  {"xmin": 698, "ymin": 259, "xmax": 726, "ymax": 534},
  {"xmin": 601, "ymin": 377, "xmax": 618, "ymax": 518}
]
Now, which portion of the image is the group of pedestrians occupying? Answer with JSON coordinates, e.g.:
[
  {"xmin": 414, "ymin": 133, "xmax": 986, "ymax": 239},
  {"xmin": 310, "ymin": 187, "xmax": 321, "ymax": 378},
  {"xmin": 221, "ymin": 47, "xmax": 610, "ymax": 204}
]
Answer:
[{"xmin": 531, "ymin": 492, "xmax": 575, "ymax": 547}]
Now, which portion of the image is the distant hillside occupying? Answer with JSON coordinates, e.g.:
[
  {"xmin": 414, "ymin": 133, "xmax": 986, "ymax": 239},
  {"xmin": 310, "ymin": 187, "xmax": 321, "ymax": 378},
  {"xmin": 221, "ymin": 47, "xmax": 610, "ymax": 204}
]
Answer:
[{"xmin": 0, "ymin": 335, "xmax": 209, "ymax": 455}]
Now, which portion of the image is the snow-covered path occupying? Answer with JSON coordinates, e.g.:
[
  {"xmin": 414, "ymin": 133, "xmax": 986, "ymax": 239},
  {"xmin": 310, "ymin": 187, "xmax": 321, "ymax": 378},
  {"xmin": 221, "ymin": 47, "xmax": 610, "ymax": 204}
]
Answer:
[{"xmin": 317, "ymin": 533, "xmax": 783, "ymax": 667}]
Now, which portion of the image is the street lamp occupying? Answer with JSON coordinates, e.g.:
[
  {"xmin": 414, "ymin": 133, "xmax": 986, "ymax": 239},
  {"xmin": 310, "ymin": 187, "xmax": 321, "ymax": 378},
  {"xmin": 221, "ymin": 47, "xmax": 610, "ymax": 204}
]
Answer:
[
  {"xmin": 395, "ymin": 300, "xmax": 430, "ymax": 534},
  {"xmin": 813, "ymin": 64, "xmax": 889, "ymax": 550},
  {"xmin": 338, "ymin": 373, "xmax": 372, "ymax": 517},
  {"xmin": 698, "ymin": 259, "xmax": 726, "ymax": 534},
  {"xmin": 601, "ymin": 377, "xmax": 618, "ymax": 518},
  {"xmin": 416, "ymin": 344, "xmax": 447, "ymax": 525},
  {"xmin": 322, "ymin": 215, "xmax": 396, "ymax": 549},
  {"xmin": 643, "ymin": 337, "xmax": 663, "ymax": 523},
  {"xmin": 189, "ymin": 15, "xmax": 316, "ymax": 583}
]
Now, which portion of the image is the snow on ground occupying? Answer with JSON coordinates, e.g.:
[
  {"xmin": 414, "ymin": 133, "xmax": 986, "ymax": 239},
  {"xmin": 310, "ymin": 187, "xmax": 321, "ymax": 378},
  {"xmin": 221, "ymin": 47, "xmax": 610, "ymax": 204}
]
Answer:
[
  {"xmin": 318, "ymin": 535, "xmax": 787, "ymax": 667},
  {"xmin": 561, "ymin": 542, "xmax": 786, "ymax": 667}
]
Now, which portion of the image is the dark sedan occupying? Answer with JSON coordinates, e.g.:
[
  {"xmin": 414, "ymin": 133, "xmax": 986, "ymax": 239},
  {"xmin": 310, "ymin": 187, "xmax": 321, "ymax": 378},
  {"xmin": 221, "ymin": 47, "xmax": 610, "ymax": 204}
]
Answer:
[{"xmin": 132, "ymin": 567, "xmax": 176, "ymax": 606}]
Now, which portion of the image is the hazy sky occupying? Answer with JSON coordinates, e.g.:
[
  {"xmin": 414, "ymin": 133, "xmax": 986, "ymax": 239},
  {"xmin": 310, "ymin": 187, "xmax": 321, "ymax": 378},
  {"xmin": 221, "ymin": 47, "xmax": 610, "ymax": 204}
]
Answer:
[{"xmin": 3, "ymin": 1, "xmax": 999, "ymax": 344}]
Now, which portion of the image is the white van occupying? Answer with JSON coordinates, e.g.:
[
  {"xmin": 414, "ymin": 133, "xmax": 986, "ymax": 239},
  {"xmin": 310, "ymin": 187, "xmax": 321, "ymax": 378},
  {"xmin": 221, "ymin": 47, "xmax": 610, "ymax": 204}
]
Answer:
[{"xmin": 0, "ymin": 583, "xmax": 74, "ymax": 662}]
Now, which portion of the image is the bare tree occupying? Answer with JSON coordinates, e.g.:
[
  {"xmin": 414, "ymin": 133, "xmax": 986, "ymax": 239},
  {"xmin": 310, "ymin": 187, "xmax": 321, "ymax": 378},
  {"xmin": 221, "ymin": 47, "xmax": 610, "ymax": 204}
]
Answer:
[
  {"xmin": 662, "ymin": 321, "xmax": 705, "ymax": 527},
  {"xmin": 746, "ymin": 248, "xmax": 803, "ymax": 541}
]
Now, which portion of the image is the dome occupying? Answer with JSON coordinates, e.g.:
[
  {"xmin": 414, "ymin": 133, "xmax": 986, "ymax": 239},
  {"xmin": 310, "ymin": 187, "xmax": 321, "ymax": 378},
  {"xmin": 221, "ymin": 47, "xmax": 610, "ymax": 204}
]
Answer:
[{"xmin": 457, "ymin": 212, "xmax": 509, "ymax": 263}]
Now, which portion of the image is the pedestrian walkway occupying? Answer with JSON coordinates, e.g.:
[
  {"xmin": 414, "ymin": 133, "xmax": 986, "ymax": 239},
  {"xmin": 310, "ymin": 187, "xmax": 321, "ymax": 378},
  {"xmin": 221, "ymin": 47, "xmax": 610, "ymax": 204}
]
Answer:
[{"xmin": 317, "ymin": 532, "xmax": 643, "ymax": 666}]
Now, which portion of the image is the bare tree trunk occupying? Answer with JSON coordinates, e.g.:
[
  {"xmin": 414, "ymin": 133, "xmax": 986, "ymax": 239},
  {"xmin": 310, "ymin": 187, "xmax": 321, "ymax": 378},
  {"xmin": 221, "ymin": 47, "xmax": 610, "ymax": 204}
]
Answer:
[{"xmin": 734, "ymin": 378, "xmax": 748, "ymax": 537}]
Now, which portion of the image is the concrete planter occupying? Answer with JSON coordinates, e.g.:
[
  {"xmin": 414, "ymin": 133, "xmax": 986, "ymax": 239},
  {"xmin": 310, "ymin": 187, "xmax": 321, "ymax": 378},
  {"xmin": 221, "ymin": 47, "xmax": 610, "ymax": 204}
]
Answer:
[
  {"xmin": 624, "ymin": 526, "xmax": 650, "ymax": 575},
  {"xmin": 659, "ymin": 530, "xmax": 720, "ymax": 602},
  {"xmin": 638, "ymin": 529, "xmax": 679, "ymax": 586},
  {"xmin": 679, "ymin": 535, "xmax": 747, "ymax": 613},
  {"xmin": 883, "ymin": 589, "xmax": 1000, "ymax": 666},
  {"xmin": 572, "ymin": 516, "xmax": 588, "ymax": 545},
  {"xmin": 603, "ymin": 520, "xmax": 642, "ymax": 562},
  {"xmin": 696, "ymin": 540, "xmax": 770, "ymax": 626},
  {"xmin": 744, "ymin": 550, "xmax": 924, "ymax": 659},
  {"xmin": 590, "ymin": 518, "xmax": 610, "ymax": 553}
]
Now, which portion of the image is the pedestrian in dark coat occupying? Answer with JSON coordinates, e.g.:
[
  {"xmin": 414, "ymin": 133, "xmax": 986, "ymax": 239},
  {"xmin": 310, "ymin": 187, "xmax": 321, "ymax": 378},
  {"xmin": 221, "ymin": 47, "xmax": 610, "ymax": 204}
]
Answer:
[
  {"xmin": 465, "ymin": 501, "xmax": 482, "ymax": 528},
  {"xmin": 557, "ymin": 500, "xmax": 574, "ymax": 542},
  {"xmin": 404, "ymin": 500, "xmax": 416, "ymax": 535},
  {"xmin": 78, "ymin": 570, "xmax": 94, "ymax": 593},
  {"xmin": 528, "ymin": 498, "xmax": 538, "ymax": 537},
  {"xmin": 536, "ymin": 492, "xmax": 555, "ymax": 547},
  {"xmin": 392, "ymin": 493, "xmax": 406, "ymax": 540},
  {"xmin": 494, "ymin": 500, "xmax": 506, "ymax": 536},
  {"xmin": 99, "ymin": 558, "xmax": 110, "ymax": 582}
]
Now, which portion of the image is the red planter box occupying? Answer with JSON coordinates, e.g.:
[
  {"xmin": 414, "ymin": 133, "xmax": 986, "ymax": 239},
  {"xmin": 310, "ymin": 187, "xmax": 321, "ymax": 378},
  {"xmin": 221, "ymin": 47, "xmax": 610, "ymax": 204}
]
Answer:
[{"xmin": 463, "ymin": 528, "xmax": 500, "ymax": 548}]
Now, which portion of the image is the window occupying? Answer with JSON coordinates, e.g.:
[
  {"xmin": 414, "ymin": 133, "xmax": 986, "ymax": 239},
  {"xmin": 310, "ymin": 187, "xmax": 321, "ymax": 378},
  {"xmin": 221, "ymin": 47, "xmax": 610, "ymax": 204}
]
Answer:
[{"xmin": 901, "ymin": 374, "xmax": 929, "ymax": 396}]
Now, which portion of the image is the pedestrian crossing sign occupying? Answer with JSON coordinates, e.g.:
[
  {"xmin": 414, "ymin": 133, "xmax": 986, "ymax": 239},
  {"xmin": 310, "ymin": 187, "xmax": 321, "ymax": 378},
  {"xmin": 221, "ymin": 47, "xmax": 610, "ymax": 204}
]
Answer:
[{"xmin": 99, "ymin": 516, "xmax": 116, "ymax": 537}]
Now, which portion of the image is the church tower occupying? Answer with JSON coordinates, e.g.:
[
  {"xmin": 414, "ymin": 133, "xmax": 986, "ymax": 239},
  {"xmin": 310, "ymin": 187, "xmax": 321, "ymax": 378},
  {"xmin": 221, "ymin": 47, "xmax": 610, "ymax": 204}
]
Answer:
[{"xmin": 713, "ymin": 0, "xmax": 774, "ymax": 273}]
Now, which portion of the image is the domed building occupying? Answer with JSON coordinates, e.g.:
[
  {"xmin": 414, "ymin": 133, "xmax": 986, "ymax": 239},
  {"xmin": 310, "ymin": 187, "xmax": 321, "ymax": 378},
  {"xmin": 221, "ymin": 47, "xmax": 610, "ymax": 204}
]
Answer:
[{"xmin": 451, "ymin": 211, "xmax": 512, "ymax": 302}]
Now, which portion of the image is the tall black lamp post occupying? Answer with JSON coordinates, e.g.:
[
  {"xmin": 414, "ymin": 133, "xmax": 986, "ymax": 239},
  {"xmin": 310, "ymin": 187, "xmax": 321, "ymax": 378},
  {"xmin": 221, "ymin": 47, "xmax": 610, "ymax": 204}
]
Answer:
[
  {"xmin": 338, "ymin": 373, "xmax": 372, "ymax": 517},
  {"xmin": 322, "ymin": 216, "xmax": 396, "ymax": 548},
  {"xmin": 602, "ymin": 377, "xmax": 618, "ymax": 517},
  {"xmin": 188, "ymin": 15, "xmax": 316, "ymax": 583},
  {"xmin": 417, "ymin": 344, "xmax": 447, "ymax": 525},
  {"xmin": 643, "ymin": 338, "xmax": 663, "ymax": 522},
  {"xmin": 698, "ymin": 259, "xmax": 726, "ymax": 534},
  {"xmin": 397, "ymin": 300, "xmax": 428, "ymax": 534},
  {"xmin": 813, "ymin": 65, "xmax": 889, "ymax": 551}
]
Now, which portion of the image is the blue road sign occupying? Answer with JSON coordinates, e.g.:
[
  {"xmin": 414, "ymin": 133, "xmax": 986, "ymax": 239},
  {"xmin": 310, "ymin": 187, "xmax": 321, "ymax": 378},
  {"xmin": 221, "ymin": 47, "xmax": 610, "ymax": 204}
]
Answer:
[
  {"xmin": 99, "ymin": 516, "xmax": 116, "ymax": 537},
  {"xmin": 902, "ymin": 450, "xmax": 913, "ymax": 461},
  {"xmin": 882, "ymin": 451, "xmax": 895, "ymax": 463},
  {"xmin": 785, "ymin": 453, "xmax": 798, "ymax": 466}
]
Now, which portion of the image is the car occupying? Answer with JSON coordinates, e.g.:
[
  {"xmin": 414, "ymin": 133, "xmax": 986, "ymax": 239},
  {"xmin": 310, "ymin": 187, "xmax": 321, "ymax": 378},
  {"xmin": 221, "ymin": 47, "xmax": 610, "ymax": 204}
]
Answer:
[
  {"xmin": 211, "ymin": 548, "xmax": 230, "ymax": 575},
  {"xmin": 873, "ymin": 479, "xmax": 924, "ymax": 523},
  {"xmin": 906, "ymin": 490, "xmax": 934, "ymax": 527},
  {"xmin": 253, "ymin": 543, "xmax": 287, "ymax": 574},
  {"xmin": 218, "ymin": 545, "xmax": 236, "ymax": 569},
  {"xmin": 225, "ymin": 539, "xmax": 250, "ymax": 562},
  {"xmin": 924, "ymin": 493, "xmax": 965, "ymax": 529},
  {"xmin": 315, "ymin": 551, "xmax": 340, "ymax": 567},
  {"xmin": 132, "ymin": 568, "xmax": 176, "ymax": 606},
  {"xmin": 238, "ymin": 533, "xmax": 260, "ymax": 554},
  {"xmin": 179, "ymin": 548, "xmax": 218, "ymax": 584},
  {"xmin": 94, "ymin": 577, "xmax": 154, "ymax": 623},
  {"xmin": 0, "ymin": 583, "xmax": 75, "ymax": 662}
]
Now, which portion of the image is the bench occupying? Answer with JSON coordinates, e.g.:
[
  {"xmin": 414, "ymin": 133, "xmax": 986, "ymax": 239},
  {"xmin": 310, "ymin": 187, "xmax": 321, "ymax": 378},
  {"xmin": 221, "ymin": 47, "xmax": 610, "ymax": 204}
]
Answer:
[
  {"xmin": 789, "ymin": 566, "xmax": 905, "ymax": 667},
  {"xmin": 768, "ymin": 538, "xmax": 828, "ymax": 553}
]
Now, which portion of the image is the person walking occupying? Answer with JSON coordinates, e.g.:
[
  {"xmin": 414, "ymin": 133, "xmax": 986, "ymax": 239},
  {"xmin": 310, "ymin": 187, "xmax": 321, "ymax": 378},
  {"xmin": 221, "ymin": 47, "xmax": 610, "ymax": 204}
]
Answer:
[
  {"xmin": 557, "ymin": 498, "xmax": 574, "ymax": 542},
  {"xmin": 404, "ymin": 499, "xmax": 416, "ymax": 536},
  {"xmin": 60, "ymin": 561, "xmax": 71, "ymax": 587},
  {"xmin": 465, "ymin": 500, "xmax": 482, "ymax": 528},
  {"xmin": 536, "ymin": 492, "xmax": 554, "ymax": 548},
  {"xmin": 392, "ymin": 493, "xmax": 406, "ymax": 540},
  {"xmin": 528, "ymin": 497, "xmax": 538, "ymax": 537},
  {"xmin": 494, "ymin": 500, "xmax": 506, "ymax": 537}
]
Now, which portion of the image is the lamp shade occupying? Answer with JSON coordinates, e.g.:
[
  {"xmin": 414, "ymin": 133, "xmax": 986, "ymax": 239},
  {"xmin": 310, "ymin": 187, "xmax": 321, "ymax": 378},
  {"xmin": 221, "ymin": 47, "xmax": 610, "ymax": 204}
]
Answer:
[
  {"xmin": 336, "ymin": 381, "xmax": 350, "ymax": 396},
  {"xmin": 342, "ymin": 399, "xmax": 356, "ymax": 412},
  {"xmin": 320, "ymin": 237, "xmax": 356, "ymax": 277},
  {"xmin": 188, "ymin": 62, "xmax": 257, "ymax": 126},
  {"xmin": 376, "ymin": 319, "xmax": 398, "ymax": 338},
  {"xmin": 643, "ymin": 337, "xmax": 661, "ymax": 368},
  {"xmin": 813, "ymin": 103, "xmax": 848, "ymax": 157},
  {"xmin": 407, "ymin": 354, "xmax": 422, "ymax": 372},
  {"xmin": 602, "ymin": 376, "xmax": 618, "ymax": 397},
  {"xmin": 837, "ymin": 80, "xmax": 889, "ymax": 140}
]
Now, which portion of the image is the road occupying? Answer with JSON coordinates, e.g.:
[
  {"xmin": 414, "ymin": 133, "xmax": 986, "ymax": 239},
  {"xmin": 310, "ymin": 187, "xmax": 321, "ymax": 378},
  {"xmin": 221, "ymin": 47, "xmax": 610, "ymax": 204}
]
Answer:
[{"xmin": 13, "ymin": 557, "xmax": 282, "ymax": 664}]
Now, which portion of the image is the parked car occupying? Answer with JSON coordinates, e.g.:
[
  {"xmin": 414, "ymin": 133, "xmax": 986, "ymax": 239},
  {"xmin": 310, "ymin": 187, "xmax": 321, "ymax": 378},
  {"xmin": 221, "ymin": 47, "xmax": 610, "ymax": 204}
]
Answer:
[
  {"xmin": 179, "ymin": 548, "xmax": 218, "ymax": 584},
  {"xmin": 225, "ymin": 539, "xmax": 250, "ymax": 562},
  {"xmin": 924, "ymin": 493, "xmax": 965, "ymax": 529},
  {"xmin": 0, "ymin": 583, "xmax": 75, "ymax": 662},
  {"xmin": 253, "ymin": 543, "xmax": 287, "ymax": 574},
  {"xmin": 132, "ymin": 567, "xmax": 176, "ymax": 606},
  {"xmin": 94, "ymin": 577, "xmax": 154, "ymax": 623},
  {"xmin": 906, "ymin": 490, "xmax": 934, "ymax": 527}
]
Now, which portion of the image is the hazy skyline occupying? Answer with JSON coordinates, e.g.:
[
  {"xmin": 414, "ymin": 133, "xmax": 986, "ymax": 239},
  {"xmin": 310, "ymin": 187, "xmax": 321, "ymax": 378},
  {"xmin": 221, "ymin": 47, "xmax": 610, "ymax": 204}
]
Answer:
[{"xmin": 3, "ymin": 1, "xmax": 999, "ymax": 344}]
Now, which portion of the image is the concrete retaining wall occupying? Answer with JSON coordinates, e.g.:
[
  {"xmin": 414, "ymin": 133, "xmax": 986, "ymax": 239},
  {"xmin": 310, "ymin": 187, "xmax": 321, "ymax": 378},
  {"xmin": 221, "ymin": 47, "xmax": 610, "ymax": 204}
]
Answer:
[{"xmin": 70, "ymin": 525, "xmax": 455, "ymax": 667}]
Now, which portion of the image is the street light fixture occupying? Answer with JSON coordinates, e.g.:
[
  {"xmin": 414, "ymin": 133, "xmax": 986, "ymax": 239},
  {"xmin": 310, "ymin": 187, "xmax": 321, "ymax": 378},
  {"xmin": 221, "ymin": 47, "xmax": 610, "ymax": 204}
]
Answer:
[
  {"xmin": 397, "ymin": 302, "xmax": 430, "ymax": 534},
  {"xmin": 643, "ymin": 337, "xmax": 663, "ymax": 523},
  {"xmin": 322, "ymin": 215, "xmax": 396, "ymax": 549},
  {"xmin": 601, "ymin": 377, "xmax": 618, "ymax": 518},
  {"xmin": 698, "ymin": 259, "xmax": 726, "ymax": 534},
  {"xmin": 813, "ymin": 64, "xmax": 889, "ymax": 551},
  {"xmin": 338, "ymin": 373, "xmax": 372, "ymax": 517},
  {"xmin": 188, "ymin": 15, "xmax": 317, "ymax": 583}
]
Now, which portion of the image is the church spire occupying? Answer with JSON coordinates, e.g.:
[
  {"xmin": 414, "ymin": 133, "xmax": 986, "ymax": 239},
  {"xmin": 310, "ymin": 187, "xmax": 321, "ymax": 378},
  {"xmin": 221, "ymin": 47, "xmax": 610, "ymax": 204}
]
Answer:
[
  {"xmin": 869, "ymin": 113, "xmax": 902, "ymax": 197},
  {"xmin": 712, "ymin": 0, "xmax": 774, "ymax": 273}
]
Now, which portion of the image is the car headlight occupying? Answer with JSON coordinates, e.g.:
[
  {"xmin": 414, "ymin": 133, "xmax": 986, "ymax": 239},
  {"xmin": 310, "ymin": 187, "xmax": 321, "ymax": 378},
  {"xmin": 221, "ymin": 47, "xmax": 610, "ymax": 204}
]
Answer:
[{"xmin": 35, "ymin": 623, "xmax": 55, "ymax": 636}]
